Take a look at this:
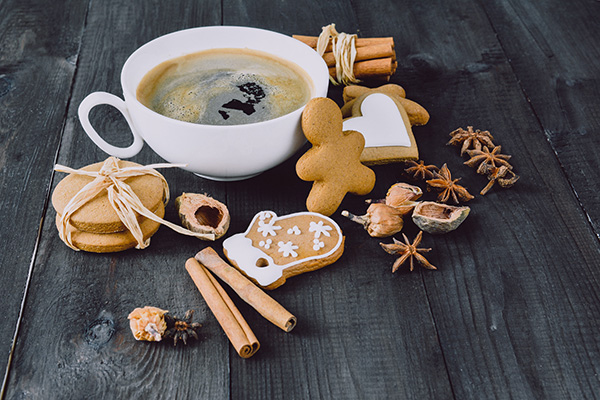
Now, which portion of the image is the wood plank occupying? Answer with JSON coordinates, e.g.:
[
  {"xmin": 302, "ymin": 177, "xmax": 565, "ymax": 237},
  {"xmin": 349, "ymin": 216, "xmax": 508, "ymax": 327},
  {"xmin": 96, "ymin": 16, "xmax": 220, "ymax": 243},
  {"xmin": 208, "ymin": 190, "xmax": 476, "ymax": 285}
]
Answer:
[
  {"xmin": 0, "ymin": 0, "xmax": 89, "ymax": 387},
  {"xmin": 3, "ymin": 0, "xmax": 230, "ymax": 398},
  {"xmin": 480, "ymin": 0, "xmax": 600, "ymax": 235},
  {"xmin": 350, "ymin": 0, "xmax": 600, "ymax": 398}
]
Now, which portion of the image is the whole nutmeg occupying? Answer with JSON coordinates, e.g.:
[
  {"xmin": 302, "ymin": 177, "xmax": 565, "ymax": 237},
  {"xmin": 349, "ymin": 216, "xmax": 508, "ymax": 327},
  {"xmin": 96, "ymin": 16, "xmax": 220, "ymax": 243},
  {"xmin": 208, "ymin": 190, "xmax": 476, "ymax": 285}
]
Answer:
[{"xmin": 341, "ymin": 203, "xmax": 405, "ymax": 237}]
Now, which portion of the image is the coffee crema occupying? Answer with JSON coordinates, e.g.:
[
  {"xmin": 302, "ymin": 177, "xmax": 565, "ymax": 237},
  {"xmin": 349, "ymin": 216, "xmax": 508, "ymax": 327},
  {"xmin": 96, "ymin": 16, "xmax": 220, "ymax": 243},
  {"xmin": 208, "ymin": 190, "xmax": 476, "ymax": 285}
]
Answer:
[{"xmin": 136, "ymin": 48, "xmax": 313, "ymax": 126}]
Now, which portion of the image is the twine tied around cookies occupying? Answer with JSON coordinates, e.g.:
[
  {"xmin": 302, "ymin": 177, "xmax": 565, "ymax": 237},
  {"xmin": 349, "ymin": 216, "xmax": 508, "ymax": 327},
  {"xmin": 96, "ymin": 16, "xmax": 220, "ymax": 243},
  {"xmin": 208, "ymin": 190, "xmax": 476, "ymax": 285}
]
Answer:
[
  {"xmin": 316, "ymin": 23, "xmax": 360, "ymax": 86},
  {"xmin": 54, "ymin": 157, "xmax": 215, "ymax": 251}
]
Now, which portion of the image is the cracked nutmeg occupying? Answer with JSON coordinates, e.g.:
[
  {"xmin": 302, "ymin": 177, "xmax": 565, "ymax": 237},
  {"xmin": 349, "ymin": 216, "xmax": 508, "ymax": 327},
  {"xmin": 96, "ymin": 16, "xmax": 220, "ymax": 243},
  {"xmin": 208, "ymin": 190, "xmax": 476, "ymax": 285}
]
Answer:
[
  {"xmin": 175, "ymin": 193, "xmax": 230, "ymax": 239},
  {"xmin": 412, "ymin": 201, "xmax": 470, "ymax": 234},
  {"xmin": 426, "ymin": 164, "xmax": 474, "ymax": 204},
  {"xmin": 380, "ymin": 231, "xmax": 436, "ymax": 272}
]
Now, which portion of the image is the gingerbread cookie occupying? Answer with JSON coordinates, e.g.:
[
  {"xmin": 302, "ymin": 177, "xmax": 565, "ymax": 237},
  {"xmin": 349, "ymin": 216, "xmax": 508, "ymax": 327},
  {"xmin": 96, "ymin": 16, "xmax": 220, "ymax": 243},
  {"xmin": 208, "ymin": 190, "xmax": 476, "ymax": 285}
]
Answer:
[
  {"xmin": 52, "ymin": 159, "xmax": 165, "ymax": 233},
  {"xmin": 341, "ymin": 84, "xmax": 430, "ymax": 126},
  {"xmin": 296, "ymin": 97, "xmax": 376, "ymax": 216},
  {"xmin": 222, "ymin": 211, "xmax": 344, "ymax": 290},
  {"xmin": 342, "ymin": 92, "xmax": 419, "ymax": 165},
  {"xmin": 55, "ymin": 202, "xmax": 165, "ymax": 253}
]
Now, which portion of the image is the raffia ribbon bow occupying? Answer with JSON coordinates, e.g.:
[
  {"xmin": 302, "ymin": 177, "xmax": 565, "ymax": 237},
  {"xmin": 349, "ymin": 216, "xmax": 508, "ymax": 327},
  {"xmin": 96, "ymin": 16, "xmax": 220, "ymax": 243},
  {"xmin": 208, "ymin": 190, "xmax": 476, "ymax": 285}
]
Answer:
[
  {"xmin": 54, "ymin": 157, "xmax": 214, "ymax": 251},
  {"xmin": 316, "ymin": 23, "xmax": 360, "ymax": 86}
]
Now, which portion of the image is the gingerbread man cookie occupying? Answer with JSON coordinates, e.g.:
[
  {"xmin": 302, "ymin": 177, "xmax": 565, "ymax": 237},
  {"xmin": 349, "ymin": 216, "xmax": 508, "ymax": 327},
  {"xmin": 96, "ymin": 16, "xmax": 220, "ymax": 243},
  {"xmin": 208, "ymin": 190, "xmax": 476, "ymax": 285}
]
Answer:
[{"xmin": 296, "ymin": 97, "xmax": 376, "ymax": 216}]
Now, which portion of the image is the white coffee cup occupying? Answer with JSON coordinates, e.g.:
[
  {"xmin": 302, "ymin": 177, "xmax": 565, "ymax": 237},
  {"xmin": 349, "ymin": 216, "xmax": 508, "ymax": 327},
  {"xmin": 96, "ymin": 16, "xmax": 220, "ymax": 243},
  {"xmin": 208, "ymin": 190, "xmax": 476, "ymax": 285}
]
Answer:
[{"xmin": 78, "ymin": 26, "xmax": 329, "ymax": 181}]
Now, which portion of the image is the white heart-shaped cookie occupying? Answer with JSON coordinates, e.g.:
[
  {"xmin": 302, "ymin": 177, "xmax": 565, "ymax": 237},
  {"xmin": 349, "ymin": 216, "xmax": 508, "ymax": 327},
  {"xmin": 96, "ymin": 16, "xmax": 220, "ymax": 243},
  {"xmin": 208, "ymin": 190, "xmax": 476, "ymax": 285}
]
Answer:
[{"xmin": 342, "ymin": 93, "xmax": 411, "ymax": 147}]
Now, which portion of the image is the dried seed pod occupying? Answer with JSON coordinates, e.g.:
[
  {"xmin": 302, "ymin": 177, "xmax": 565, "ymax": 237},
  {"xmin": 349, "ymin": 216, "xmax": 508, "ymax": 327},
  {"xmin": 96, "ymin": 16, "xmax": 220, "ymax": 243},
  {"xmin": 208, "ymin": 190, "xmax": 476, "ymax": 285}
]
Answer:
[
  {"xmin": 342, "ymin": 203, "xmax": 406, "ymax": 237},
  {"xmin": 384, "ymin": 182, "xmax": 422, "ymax": 207},
  {"xmin": 411, "ymin": 201, "xmax": 470, "ymax": 234},
  {"xmin": 128, "ymin": 306, "xmax": 168, "ymax": 342},
  {"xmin": 366, "ymin": 182, "xmax": 422, "ymax": 208},
  {"xmin": 175, "ymin": 193, "xmax": 230, "ymax": 240}
]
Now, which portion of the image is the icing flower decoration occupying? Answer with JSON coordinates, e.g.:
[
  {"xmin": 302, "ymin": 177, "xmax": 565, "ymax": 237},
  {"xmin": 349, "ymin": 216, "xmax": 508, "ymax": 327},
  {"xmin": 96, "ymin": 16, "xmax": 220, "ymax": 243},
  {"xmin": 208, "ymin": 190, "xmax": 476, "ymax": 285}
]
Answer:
[
  {"xmin": 278, "ymin": 241, "xmax": 299, "ymax": 257},
  {"xmin": 257, "ymin": 219, "xmax": 282, "ymax": 237},
  {"xmin": 309, "ymin": 221, "xmax": 332, "ymax": 238}
]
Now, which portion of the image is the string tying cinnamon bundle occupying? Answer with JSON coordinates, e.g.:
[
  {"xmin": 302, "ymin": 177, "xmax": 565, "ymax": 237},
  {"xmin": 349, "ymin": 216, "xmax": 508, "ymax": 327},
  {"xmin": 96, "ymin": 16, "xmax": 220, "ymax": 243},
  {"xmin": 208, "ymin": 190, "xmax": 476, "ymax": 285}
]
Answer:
[
  {"xmin": 317, "ymin": 24, "xmax": 359, "ymax": 85},
  {"xmin": 54, "ymin": 157, "xmax": 214, "ymax": 250},
  {"xmin": 294, "ymin": 23, "xmax": 397, "ymax": 85}
]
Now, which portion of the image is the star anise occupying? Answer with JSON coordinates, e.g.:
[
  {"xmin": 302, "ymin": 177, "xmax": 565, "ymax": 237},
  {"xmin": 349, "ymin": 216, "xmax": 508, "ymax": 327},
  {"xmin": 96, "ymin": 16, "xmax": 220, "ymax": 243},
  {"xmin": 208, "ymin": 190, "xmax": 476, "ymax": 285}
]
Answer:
[
  {"xmin": 426, "ymin": 163, "xmax": 474, "ymax": 204},
  {"xmin": 380, "ymin": 231, "xmax": 436, "ymax": 272},
  {"xmin": 448, "ymin": 126, "xmax": 495, "ymax": 156},
  {"xmin": 164, "ymin": 310, "xmax": 202, "ymax": 346},
  {"xmin": 464, "ymin": 145, "xmax": 512, "ymax": 174},
  {"xmin": 478, "ymin": 164, "xmax": 520, "ymax": 195},
  {"xmin": 404, "ymin": 160, "xmax": 439, "ymax": 180}
]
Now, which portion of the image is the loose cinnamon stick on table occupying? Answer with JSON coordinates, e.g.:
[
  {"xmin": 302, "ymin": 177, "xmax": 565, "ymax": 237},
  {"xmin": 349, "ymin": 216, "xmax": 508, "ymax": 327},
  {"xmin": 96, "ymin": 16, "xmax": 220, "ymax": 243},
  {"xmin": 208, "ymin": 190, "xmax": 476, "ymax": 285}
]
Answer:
[
  {"xmin": 195, "ymin": 247, "xmax": 297, "ymax": 332},
  {"xmin": 185, "ymin": 258, "xmax": 260, "ymax": 358}
]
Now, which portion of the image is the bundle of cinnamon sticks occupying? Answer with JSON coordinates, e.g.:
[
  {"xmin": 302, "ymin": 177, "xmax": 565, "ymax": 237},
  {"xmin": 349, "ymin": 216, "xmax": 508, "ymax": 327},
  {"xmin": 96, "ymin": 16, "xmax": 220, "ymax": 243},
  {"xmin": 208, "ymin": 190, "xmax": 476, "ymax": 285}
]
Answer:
[{"xmin": 293, "ymin": 34, "xmax": 397, "ymax": 82}]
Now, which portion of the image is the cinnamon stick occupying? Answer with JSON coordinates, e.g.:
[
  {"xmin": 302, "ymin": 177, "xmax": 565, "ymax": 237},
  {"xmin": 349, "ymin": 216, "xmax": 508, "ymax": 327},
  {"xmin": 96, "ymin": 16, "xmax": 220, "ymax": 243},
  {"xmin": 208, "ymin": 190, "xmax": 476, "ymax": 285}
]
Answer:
[
  {"xmin": 195, "ymin": 247, "xmax": 297, "ymax": 332},
  {"xmin": 321, "ymin": 43, "xmax": 395, "ymax": 67},
  {"xmin": 185, "ymin": 258, "xmax": 260, "ymax": 358},
  {"xmin": 329, "ymin": 57, "xmax": 394, "ymax": 79},
  {"xmin": 293, "ymin": 34, "xmax": 395, "ymax": 50}
]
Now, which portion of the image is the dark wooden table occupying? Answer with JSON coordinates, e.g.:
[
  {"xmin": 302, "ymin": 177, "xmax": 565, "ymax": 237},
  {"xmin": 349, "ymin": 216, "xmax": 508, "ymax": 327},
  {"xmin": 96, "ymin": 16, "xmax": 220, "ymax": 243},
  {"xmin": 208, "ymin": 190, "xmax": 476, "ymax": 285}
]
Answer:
[{"xmin": 2, "ymin": 0, "xmax": 599, "ymax": 398}]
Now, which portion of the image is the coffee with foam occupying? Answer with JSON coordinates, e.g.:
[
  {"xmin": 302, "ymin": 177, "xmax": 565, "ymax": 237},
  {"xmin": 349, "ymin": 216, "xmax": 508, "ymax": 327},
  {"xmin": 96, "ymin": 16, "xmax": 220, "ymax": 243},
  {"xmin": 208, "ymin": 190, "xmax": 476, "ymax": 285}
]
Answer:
[{"xmin": 136, "ymin": 48, "xmax": 313, "ymax": 126}]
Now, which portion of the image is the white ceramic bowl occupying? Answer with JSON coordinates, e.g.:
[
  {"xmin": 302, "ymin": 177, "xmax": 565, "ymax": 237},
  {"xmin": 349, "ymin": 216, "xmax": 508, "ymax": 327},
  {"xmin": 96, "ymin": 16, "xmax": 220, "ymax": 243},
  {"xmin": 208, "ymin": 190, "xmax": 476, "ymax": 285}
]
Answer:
[{"xmin": 78, "ymin": 26, "xmax": 329, "ymax": 181}]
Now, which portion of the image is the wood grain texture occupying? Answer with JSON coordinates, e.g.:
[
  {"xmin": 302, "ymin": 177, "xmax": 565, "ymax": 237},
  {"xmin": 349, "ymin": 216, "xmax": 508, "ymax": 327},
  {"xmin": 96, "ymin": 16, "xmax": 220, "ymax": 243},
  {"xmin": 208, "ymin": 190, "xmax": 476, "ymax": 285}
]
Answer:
[
  {"xmin": 2, "ymin": 0, "xmax": 600, "ymax": 398},
  {"xmin": 0, "ymin": 0, "xmax": 89, "ymax": 385},
  {"xmin": 3, "ymin": 0, "xmax": 228, "ymax": 399},
  {"xmin": 480, "ymin": 0, "xmax": 600, "ymax": 235},
  {"xmin": 363, "ymin": 0, "xmax": 600, "ymax": 398}
]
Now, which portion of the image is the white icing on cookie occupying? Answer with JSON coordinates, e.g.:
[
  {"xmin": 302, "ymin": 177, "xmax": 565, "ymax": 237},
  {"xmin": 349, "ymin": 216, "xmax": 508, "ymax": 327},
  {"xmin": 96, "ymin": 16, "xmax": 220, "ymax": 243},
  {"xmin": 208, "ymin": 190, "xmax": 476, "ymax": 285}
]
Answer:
[
  {"xmin": 259, "ymin": 239, "xmax": 272, "ymax": 249},
  {"xmin": 313, "ymin": 238, "xmax": 325, "ymax": 251},
  {"xmin": 222, "ymin": 211, "xmax": 344, "ymax": 287},
  {"xmin": 278, "ymin": 241, "xmax": 299, "ymax": 257},
  {"xmin": 309, "ymin": 220, "xmax": 332, "ymax": 239},
  {"xmin": 287, "ymin": 226, "xmax": 301, "ymax": 235},
  {"xmin": 223, "ymin": 235, "xmax": 285, "ymax": 287},
  {"xmin": 342, "ymin": 93, "xmax": 411, "ymax": 148},
  {"xmin": 257, "ymin": 217, "xmax": 282, "ymax": 237}
]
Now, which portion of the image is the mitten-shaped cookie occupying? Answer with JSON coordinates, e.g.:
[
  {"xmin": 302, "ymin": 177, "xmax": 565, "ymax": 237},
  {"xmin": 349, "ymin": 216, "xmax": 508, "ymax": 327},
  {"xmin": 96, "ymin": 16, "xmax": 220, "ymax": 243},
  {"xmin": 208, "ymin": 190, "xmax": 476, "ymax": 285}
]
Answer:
[
  {"xmin": 296, "ymin": 97, "xmax": 376, "ymax": 216},
  {"xmin": 223, "ymin": 211, "xmax": 345, "ymax": 289}
]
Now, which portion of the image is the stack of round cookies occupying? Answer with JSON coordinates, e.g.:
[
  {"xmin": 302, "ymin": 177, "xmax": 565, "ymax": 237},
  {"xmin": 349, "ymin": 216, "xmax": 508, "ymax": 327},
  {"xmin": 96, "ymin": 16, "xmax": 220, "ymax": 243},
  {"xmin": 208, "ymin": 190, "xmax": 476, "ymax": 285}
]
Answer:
[{"xmin": 51, "ymin": 159, "xmax": 166, "ymax": 253}]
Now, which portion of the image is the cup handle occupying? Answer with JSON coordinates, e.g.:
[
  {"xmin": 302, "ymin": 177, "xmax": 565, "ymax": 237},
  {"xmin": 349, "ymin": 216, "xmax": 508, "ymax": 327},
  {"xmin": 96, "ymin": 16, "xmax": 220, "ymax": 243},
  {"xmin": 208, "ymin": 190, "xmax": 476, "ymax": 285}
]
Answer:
[{"xmin": 78, "ymin": 92, "xmax": 144, "ymax": 158}]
